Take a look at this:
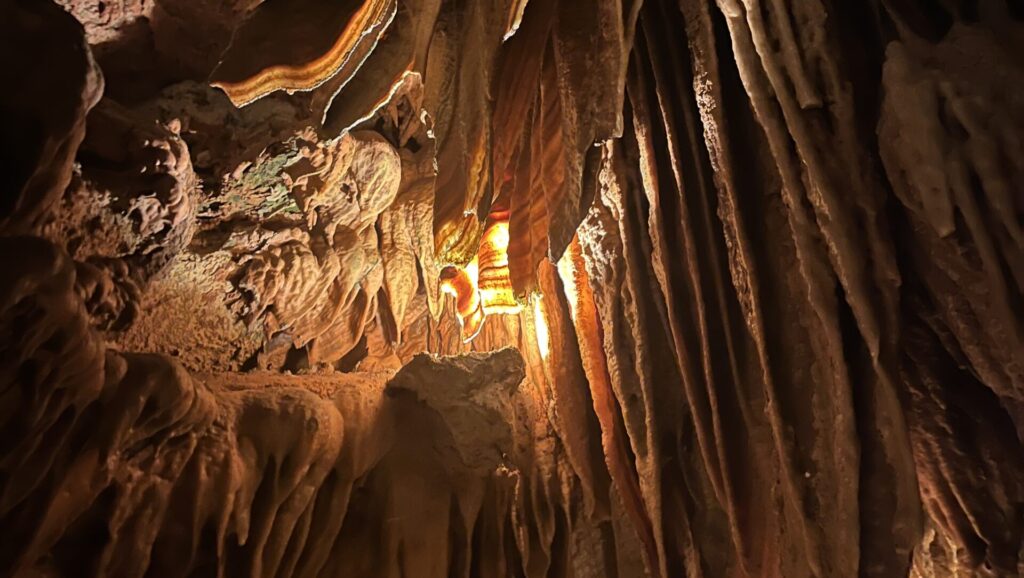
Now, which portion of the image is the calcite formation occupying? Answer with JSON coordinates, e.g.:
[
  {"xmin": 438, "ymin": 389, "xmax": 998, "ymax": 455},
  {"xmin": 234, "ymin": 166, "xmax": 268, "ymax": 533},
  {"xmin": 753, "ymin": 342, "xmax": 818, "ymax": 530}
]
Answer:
[
  {"xmin": 1, "ymin": 0, "xmax": 1022, "ymax": 577},
  {"xmin": 440, "ymin": 211, "xmax": 521, "ymax": 341},
  {"xmin": 211, "ymin": 0, "xmax": 398, "ymax": 107}
]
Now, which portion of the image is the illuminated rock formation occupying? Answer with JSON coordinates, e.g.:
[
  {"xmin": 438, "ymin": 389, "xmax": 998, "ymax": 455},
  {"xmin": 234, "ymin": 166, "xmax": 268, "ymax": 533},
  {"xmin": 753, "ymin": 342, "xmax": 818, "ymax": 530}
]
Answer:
[
  {"xmin": 440, "ymin": 211, "xmax": 521, "ymax": 341},
  {"xmin": 1, "ymin": 0, "xmax": 1022, "ymax": 577},
  {"xmin": 211, "ymin": 0, "xmax": 398, "ymax": 107}
]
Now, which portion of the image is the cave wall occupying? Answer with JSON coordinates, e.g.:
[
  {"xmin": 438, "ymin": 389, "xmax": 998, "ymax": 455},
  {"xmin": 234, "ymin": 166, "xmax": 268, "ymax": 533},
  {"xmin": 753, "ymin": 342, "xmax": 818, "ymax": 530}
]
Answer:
[{"xmin": 1, "ymin": 0, "xmax": 1022, "ymax": 576}]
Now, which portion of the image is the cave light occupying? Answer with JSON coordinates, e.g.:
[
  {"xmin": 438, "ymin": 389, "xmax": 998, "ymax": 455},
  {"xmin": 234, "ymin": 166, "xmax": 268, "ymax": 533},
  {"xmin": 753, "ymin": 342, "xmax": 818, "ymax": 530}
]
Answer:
[
  {"xmin": 532, "ymin": 294, "xmax": 550, "ymax": 361},
  {"xmin": 439, "ymin": 213, "xmax": 521, "ymax": 343},
  {"xmin": 440, "ymin": 257, "xmax": 486, "ymax": 341},
  {"xmin": 556, "ymin": 241, "xmax": 580, "ymax": 324},
  {"xmin": 475, "ymin": 218, "xmax": 520, "ymax": 316}
]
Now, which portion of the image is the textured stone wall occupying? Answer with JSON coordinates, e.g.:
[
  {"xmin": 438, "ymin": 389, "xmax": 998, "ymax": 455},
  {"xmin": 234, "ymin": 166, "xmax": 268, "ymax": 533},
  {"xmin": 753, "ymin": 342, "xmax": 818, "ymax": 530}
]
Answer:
[{"xmin": 1, "ymin": 0, "xmax": 1021, "ymax": 576}]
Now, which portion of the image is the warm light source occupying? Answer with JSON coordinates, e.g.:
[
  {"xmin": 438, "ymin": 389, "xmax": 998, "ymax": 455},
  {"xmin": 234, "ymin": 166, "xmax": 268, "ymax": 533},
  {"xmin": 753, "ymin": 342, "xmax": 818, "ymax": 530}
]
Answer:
[
  {"xmin": 476, "ymin": 216, "xmax": 520, "ymax": 315},
  {"xmin": 440, "ymin": 258, "xmax": 485, "ymax": 341},
  {"xmin": 556, "ymin": 244, "xmax": 580, "ymax": 323},
  {"xmin": 439, "ymin": 211, "xmax": 521, "ymax": 342},
  {"xmin": 532, "ymin": 294, "xmax": 550, "ymax": 360}
]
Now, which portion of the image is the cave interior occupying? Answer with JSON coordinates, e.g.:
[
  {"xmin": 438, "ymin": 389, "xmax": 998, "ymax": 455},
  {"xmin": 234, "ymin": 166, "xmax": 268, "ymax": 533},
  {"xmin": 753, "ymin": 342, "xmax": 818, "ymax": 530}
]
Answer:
[{"xmin": 1, "ymin": 0, "xmax": 1023, "ymax": 576}]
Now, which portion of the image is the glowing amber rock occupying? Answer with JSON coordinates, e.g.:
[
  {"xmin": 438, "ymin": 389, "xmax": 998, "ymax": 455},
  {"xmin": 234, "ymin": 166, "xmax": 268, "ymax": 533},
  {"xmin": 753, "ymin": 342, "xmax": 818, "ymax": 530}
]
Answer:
[
  {"xmin": 476, "ymin": 210, "xmax": 520, "ymax": 315},
  {"xmin": 440, "ymin": 259, "xmax": 485, "ymax": 341},
  {"xmin": 532, "ymin": 295, "xmax": 550, "ymax": 360},
  {"xmin": 439, "ymin": 211, "xmax": 521, "ymax": 342}
]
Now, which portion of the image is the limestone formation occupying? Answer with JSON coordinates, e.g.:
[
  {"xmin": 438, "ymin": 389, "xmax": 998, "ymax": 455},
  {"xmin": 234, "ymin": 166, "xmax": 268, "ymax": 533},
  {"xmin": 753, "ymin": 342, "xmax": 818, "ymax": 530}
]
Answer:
[{"xmin": 1, "ymin": 0, "xmax": 1022, "ymax": 577}]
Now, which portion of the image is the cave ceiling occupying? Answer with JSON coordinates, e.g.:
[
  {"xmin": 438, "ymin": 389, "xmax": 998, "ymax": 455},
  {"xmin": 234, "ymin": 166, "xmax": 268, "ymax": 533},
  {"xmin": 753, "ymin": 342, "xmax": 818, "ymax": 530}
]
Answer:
[{"xmin": 1, "ymin": 0, "xmax": 1023, "ymax": 576}]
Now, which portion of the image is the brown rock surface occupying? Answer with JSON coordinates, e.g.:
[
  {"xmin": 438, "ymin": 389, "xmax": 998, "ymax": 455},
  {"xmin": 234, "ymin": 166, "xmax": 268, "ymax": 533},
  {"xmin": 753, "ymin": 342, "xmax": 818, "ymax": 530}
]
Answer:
[
  {"xmin": 2, "ymin": 1, "xmax": 1022, "ymax": 577},
  {"xmin": 1, "ymin": 0, "xmax": 103, "ymax": 235}
]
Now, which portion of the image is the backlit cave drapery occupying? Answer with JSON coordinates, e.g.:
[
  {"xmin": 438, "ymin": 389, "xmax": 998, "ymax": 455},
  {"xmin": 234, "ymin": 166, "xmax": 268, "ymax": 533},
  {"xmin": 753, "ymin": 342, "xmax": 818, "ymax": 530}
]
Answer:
[{"xmin": 1, "ymin": 0, "xmax": 1022, "ymax": 576}]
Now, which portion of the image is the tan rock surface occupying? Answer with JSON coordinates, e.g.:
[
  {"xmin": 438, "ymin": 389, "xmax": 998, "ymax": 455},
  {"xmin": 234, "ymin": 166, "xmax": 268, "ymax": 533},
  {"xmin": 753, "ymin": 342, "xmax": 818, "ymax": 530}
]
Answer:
[{"xmin": 2, "ymin": 1, "xmax": 1022, "ymax": 577}]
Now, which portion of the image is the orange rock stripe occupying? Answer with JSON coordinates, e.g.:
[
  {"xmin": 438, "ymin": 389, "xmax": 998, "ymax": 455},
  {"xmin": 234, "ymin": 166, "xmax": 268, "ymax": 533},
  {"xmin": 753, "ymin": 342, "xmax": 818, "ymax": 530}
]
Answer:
[{"xmin": 212, "ymin": 0, "xmax": 395, "ymax": 107}]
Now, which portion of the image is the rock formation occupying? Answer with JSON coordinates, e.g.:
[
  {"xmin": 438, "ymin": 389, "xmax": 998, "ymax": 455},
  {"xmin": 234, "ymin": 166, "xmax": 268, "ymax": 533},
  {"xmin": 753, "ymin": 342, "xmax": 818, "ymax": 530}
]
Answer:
[{"xmin": 1, "ymin": 0, "xmax": 1022, "ymax": 576}]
